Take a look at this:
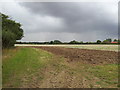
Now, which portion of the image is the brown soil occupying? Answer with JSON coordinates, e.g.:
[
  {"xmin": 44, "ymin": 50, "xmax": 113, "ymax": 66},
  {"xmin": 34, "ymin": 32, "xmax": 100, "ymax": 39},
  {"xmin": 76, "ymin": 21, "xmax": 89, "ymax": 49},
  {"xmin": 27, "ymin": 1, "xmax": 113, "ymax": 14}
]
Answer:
[
  {"xmin": 34, "ymin": 46, "xmax": 118, "ymax": 65},
  {"xmin": 29, "ymin": 46, "xmax": 118, "ymax": 88},
  {"xmin": 21, "ymin": 53, "xmax": 104, "ymax": 88}
]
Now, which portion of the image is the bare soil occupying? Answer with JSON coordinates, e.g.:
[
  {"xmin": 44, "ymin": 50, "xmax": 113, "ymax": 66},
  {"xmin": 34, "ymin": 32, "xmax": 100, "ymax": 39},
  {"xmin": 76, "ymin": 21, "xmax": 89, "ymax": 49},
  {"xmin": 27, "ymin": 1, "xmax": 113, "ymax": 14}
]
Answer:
[{"xmin": 34, "ymin": 46, "xmax": 118, "ymax": 65}]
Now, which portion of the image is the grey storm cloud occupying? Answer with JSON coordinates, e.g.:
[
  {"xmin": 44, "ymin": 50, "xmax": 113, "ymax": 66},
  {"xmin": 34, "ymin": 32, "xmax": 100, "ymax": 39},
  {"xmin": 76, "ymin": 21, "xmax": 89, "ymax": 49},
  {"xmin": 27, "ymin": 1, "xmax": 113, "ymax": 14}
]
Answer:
[
  {"xmin": 20, "ymin": 2, "xmax": 117, "ymax": 35},
  {"xmin": 1, "ymin": 1, "xmax": 117, "ymax": 42}
]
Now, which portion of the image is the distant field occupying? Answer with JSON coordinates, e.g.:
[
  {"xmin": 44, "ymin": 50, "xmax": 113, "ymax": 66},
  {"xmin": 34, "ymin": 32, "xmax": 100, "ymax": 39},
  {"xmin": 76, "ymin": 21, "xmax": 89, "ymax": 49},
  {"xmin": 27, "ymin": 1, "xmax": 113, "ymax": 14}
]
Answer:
[
  {"xmin": 15, "ymin": 44, "xmax": 118, "ymax": 51},
  {"xmin": 65, "ymin": 45, "xmax": 118, "ymax": 52}
]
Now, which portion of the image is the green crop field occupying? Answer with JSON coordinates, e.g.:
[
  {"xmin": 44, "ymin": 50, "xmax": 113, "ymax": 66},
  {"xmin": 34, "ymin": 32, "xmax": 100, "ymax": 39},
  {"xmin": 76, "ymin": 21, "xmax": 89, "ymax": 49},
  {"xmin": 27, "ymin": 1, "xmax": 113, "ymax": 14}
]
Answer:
[{"xmin": 2, "ymin": 46, "xmax": 119, "ymax": 88}]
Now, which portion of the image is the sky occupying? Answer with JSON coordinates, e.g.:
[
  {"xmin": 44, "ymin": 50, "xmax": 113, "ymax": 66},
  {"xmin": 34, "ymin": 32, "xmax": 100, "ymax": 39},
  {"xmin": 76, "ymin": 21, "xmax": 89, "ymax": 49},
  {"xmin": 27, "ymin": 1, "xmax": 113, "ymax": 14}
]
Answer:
[{"xmin": 0, "ymin": 0, "xmax": 118, "ymax": 42}]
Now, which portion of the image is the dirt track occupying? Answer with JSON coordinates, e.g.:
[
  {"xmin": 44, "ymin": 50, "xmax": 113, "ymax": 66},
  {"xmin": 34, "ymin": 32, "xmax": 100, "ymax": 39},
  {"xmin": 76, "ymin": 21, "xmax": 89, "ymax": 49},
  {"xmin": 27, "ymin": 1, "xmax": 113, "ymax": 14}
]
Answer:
[{"xmin": 35, "ymin": 47, "xmax": 118, "ymax": 65}]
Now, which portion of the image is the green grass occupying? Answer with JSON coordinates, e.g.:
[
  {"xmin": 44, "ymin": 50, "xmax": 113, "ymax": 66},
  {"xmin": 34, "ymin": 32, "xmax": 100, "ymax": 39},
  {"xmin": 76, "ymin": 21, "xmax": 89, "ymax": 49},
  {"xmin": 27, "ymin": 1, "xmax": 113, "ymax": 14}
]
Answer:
[
  {"xmin": 66, "ymin": 62, "xmax": 118, "ymax": 88},
  {"xmin": 87, "ymin": 64, "xmax": 118, "ymax": 87},
  {"xmin": 2, "ymin": 47, "xmax": 56, "ymax": 87}
]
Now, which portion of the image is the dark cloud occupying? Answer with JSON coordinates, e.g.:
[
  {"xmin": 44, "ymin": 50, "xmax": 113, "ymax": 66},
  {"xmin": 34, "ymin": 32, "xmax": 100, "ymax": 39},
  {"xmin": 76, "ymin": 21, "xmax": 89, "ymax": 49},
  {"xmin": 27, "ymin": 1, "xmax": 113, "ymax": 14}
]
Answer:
[
  {"xmin": 0, "ymin": 2, "xmax": 112, "ymax": 41},
  {"xmin": 1, "ymin": 1, "xmax": 118, "ymax": 42},
  {"xmin": 20, "ymin": 2, "xmax": 117, "ymax": 36}
]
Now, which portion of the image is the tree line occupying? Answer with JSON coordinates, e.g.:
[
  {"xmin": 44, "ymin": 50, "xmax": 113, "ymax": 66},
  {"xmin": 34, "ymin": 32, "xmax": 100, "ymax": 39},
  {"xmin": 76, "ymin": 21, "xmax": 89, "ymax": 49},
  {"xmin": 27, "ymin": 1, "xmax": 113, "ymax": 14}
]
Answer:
[
  {"xmin": 17, "ymin": 39, "xmax": 120, "ymax": 45},
  {"xmin": 2, "ymin": 13, "xmax": 23, "ymax": 48}
]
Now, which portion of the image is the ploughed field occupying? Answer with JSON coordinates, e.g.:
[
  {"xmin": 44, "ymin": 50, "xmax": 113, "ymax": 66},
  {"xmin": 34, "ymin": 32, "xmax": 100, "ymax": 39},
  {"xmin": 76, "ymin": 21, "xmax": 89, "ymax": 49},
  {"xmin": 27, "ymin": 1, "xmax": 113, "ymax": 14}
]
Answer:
[
  {"xmin": 2, "ymin": 46, "xmax": 119, "ymax": 88},
  {"xmin": 37, "ymin": 47, "xmax": 118, "ymax": 65}
]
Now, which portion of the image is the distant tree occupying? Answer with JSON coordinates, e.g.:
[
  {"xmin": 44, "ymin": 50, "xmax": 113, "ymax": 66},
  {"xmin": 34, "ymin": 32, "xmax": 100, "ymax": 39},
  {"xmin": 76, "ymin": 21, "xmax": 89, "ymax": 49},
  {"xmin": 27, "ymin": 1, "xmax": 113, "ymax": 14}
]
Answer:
[
  {"xmin": 106, "ymin": 38, "xmax": 112, "ymax": 43},
  {"xmin": 88, "ymin": 42, "xmax": 92, "ymax": 44},
  {"xmin": 118, "ymin": 39, "xmax": 120, "ymax": 43},
  {"xmin": 79, "ymin": 41, "xmax": 83, "ymax": 44},
  {"xmin": 103, "ymin": 40, "xmax": 109, "ymax": 44},
  {"xmin": 53, "ymin": 40, "xmax": 62, "ymax": 44},
  {"xmin": 69, "ymin": 40, "xmax": 79, "ymax": 44},
  {"xmin": 97, "ymin": 40, "xmax": 101, "ymax": 44},
  {"xmin": 113, "ymin": 39, "xmax": 118, "ymax": 42},
  {"xmin": 102, "ymin": 38, "xmax": 112, "ymax": 44},
  {"xmin": 44, "ymin": 42, "xmax": 49, "ymax": 44},
  {"xmin": 2, "ymin": 13, "xmax": 23, "ymax": 48},
  {"xmin": 49, "ymin": 41, "xmax": 54, "ymax": 44},
  {"xmin": 85, "ymin": 42, "xmax": 89, "ymax": 44}
]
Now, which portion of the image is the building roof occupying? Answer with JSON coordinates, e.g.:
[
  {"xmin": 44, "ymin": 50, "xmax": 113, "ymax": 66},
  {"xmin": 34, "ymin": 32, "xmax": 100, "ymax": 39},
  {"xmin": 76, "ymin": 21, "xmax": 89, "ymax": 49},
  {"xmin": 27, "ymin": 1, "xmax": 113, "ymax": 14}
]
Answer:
[{"xmin": 111, "ymin": 42, "xmax": 118, "ymax": 43}]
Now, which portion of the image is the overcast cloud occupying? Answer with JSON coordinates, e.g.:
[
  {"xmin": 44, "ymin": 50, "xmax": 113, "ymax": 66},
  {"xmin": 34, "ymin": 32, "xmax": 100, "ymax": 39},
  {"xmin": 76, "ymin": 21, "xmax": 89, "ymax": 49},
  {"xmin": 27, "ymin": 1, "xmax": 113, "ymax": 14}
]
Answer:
[{"xmin": 0, "ymin": 1, "xmax": 118, "ymax": 42}]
